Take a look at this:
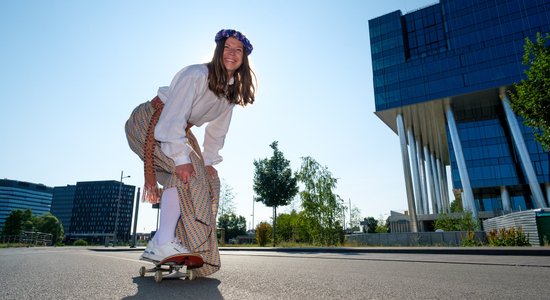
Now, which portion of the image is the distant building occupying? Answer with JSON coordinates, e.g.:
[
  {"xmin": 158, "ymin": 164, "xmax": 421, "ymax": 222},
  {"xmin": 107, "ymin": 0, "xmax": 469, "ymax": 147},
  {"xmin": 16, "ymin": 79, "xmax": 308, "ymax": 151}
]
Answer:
[
  {"xmin": 0, "ymin": 179, "xmax": 53, "ymax": 230},
  {"xmin": 369, "ymin": 0, "xmax": 550, "ymax": 231},
  {"xmin": 50, "ymin": 185, "xmax": 76, "ymax": 235},
  {"xmin": 67, "ymin": 180, "xmax": 135, "ymax": 244}
]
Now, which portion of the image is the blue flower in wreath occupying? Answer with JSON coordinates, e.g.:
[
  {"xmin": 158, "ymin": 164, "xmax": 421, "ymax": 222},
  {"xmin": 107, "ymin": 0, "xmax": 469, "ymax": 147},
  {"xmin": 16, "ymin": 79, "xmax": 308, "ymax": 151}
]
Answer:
[{"xmin": 215, "ymin": 29, "xmax": 253, "ymax": 55}]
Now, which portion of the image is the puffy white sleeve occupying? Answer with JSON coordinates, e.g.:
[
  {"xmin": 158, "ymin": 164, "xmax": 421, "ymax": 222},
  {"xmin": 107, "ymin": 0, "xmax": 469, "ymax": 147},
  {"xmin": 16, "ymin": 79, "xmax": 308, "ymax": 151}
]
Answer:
[
  {"xmin": 154, "ymin": 72, "xmax": 201, "ymax": 166},
  {"xmin": 202, "ymin": 106, "xmax": 234, "ymax": 165}
]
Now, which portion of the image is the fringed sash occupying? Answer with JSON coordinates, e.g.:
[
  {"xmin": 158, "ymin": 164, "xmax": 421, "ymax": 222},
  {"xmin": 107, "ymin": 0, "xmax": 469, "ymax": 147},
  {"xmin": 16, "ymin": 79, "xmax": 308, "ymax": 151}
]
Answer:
[{"xmin": 143, "ymin": 96, "xmax": 164, "ymax": 204}]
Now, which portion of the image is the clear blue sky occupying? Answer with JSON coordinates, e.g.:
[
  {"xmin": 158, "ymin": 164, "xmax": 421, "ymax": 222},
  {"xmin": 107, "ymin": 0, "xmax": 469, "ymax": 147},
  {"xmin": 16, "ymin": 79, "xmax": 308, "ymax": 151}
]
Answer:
[{"xmin": 1, "ymin": 0, "xmax": 438, "ymax": 233}]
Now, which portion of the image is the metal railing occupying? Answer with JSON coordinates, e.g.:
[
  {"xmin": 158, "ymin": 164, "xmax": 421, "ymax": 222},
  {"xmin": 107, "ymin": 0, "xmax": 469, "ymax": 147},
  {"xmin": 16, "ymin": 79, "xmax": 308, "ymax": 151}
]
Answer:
[{"xmin": 1, "ymin": 231, "xmax": 53, "ymax": 246}]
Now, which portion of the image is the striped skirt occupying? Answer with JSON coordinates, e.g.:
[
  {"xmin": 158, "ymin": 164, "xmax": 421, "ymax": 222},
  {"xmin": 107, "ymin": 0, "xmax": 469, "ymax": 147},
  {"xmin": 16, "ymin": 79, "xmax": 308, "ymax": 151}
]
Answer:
[{"xmin": 125, "ymin": 99, "xmax": 221, "ymax": 277}]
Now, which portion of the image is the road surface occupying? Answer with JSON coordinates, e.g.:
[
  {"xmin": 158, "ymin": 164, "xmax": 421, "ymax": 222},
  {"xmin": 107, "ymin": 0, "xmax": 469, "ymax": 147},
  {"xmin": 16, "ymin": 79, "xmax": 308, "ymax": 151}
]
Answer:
[{"xmin": 1, "ymin": 247, "xmax": 548, "ymax": 299}]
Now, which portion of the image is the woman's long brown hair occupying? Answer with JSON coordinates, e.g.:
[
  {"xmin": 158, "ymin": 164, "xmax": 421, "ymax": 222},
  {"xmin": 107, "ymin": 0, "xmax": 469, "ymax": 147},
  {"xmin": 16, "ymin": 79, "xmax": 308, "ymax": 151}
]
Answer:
[{"xmin": 207, "ymin": 38, "xmax": 256, "ymax": 106}]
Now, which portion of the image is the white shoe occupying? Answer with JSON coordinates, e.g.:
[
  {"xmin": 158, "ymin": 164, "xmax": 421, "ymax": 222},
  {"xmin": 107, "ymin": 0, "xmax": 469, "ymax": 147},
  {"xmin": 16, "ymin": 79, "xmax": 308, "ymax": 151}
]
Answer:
[
  {"xmin": 168, "ymin": 239, "xmax": 190, "ymax": 254},
  {"xmin": 141, "ymin": 239, "xmax": 190, "ymax": 261},
  {"xmin": 140, "ymin": 239, "xmax": 157, "ymax": 260}
]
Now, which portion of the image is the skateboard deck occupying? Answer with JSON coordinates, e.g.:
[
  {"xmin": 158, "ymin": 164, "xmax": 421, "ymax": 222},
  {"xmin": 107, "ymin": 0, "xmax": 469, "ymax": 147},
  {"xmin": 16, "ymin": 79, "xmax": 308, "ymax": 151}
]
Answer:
[{"xmin": 139, "ymin": 253, "xmax": 204, "ymax": 283}]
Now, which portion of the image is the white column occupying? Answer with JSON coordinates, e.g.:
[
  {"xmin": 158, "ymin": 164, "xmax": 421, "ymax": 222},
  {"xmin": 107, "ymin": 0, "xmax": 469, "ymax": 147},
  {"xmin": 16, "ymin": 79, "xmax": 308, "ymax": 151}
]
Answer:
[
  {"xmin": 436, "ymin": 159, "xmax": 448, "ymax": 213},
  {"xmin": 417, "ymin": 140, "xmax": 429, "ymax": 214},
  {"xmin": 424, "ymin": 145, "xmax": 436, "ymax": 214},
  {"xmin": 408, "ymin": 128, "xmax": 424, "ymax": 216},
  {"xmin": 397, "ymin": 114, "xmax": 418, "ymax": 232},
  {"xmin": 442, "ymin": 163, "xmax": 450, "ymax": 212},
  {"xmin": 431, "ymin": 154, "xmax": 443, "ymax": 214},
  {"xmin": 500, "ymin": 186, "xmax": 511, "ymax": 212},
  {"xmin": 501, "ymin": 94, "xmax": 546, "ymax": 209},
  {"xmin": 445, "ymin": 103, "xmax": 477, "ymax": 219}
]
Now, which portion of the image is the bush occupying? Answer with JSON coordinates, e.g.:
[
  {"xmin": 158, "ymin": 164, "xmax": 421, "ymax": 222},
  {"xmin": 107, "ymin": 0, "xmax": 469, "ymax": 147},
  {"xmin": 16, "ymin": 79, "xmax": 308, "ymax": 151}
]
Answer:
[
  {"xmin": 487, "ymin": 227, "xmax": 531, "ymax": 246},
  {"xmin": 460, "ymin": 231, "xmax": 482, "ymax": 247},
  {"xmin": 255, "ymin": 222, "xmax": 272, "ymax": 247},
  {"xmin": 73, "ymin": 239, "xmax": 88, "ymax": 246},
  {"xmin": 435, "ymin": 212, "xmax": 479, "ymax": 232}
]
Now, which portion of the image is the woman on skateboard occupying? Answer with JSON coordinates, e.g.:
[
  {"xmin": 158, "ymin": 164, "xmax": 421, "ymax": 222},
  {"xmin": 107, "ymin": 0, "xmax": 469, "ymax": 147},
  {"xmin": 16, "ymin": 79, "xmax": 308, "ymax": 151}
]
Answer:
[{"xmin": 125, "ymin": 29, "xmax": 255, "ymax": 277}]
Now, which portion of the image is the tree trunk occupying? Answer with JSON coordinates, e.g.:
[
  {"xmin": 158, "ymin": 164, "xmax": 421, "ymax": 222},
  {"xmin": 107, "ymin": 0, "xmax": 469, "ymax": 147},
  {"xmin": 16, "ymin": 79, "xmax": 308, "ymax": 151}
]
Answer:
[{"xmin": 273, "ymin": 206, "xmax": 277, "ymax": 247}]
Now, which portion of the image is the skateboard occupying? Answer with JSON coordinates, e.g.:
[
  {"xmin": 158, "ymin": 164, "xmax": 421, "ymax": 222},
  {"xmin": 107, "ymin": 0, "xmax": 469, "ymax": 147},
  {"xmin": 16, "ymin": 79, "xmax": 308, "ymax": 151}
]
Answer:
[{"xmin": 139, "ymin": 253, "xmax": 204, "ymax": 283}]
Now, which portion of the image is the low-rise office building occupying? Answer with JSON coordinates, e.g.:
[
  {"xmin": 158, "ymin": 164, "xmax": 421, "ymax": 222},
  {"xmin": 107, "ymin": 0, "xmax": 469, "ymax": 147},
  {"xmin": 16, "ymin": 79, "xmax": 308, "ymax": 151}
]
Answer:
[{"xmin": 0, "ymin": 179, "xmax": 53, "ymax": 231}]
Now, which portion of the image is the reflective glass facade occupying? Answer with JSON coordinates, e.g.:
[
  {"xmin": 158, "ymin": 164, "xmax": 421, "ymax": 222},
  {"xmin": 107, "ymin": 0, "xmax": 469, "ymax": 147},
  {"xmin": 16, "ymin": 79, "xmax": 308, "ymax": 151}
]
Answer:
[
  {"xmin": 69, "ymin": 181, "xmax": 135, "ymax": 243},
  {"xmin": 369, "ymin": 0, "xmax": 550, "ymax": 219},
  {"xmin": 51, "ymin": 185, "xmax": 76, "ymax": 235},
  {"xmin": 0, "ymin": 179, "xmax": 53, "ymax": 230},
  {"xmin": 371, "ymin": 0, "xmax": 550, "ymax": 111}
]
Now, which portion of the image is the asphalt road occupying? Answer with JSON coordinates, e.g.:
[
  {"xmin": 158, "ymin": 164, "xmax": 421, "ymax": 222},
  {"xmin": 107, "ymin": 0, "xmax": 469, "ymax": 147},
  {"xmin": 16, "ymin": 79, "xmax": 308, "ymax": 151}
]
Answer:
[{"xmin": 1, "ymin": 247, "xmax": 549, "ymax": 299}]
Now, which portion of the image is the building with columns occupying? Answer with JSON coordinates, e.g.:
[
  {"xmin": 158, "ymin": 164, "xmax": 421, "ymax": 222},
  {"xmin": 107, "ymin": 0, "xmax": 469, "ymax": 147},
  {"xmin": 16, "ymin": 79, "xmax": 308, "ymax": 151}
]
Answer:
[{"xmin": 369, "ymin": 0, "xmax": 550, "ymax": 232}]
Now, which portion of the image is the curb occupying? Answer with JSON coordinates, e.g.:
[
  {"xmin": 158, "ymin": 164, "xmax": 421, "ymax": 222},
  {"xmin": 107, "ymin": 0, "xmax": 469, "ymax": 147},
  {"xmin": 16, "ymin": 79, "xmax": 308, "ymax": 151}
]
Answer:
[
  {"xmin": 219, "ymin": 246, "xmax": 550, "ymax": 256},
  {"xmin": 89, "ymin": 246, "xmax": 550, "ymax": 256},
  {"xmin": 89, "ymin": 247, "xmax": 145, "ymax": 252}
]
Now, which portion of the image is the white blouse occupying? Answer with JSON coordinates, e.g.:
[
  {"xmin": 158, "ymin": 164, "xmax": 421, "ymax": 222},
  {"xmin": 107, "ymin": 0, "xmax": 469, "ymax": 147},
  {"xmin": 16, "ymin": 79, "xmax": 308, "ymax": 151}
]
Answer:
[{"xmin": 154, "ymin": 64, "xmax": 235, "ymax": 166}]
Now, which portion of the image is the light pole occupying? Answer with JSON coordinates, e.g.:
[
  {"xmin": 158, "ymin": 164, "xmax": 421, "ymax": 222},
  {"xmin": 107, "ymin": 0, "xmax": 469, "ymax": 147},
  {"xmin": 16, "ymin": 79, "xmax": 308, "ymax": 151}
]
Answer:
[
  {"xmin": 251, "ymin": 196, "xmax": 255, "ymax": 231},
  {"xmin": 114, "ymin": 170, "xmax": 130, "ymax": 245},
  {"xmin": 130, "ymin": 187, "xmax": 141, "ymax": 248}
]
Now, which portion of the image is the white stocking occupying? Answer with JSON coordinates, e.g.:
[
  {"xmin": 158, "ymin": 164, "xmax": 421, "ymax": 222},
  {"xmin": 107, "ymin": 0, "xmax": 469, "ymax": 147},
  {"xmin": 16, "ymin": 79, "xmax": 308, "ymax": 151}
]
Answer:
[{"xmin": 154, "ymin": 187, "xmax": 181, "ymax": 246}]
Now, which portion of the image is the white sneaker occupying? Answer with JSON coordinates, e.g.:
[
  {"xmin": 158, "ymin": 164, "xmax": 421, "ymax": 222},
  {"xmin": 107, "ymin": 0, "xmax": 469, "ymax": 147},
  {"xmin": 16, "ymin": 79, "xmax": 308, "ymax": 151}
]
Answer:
[
  {"xmin": 140, "ymin": 239, "xmax": 158, "ymax": 260},
  {"xmin": 141, "ymin": 239, "xmax": 190, "ymax": 261},
  {"xmin": 168, "ymin": 239, "xmax": 190, "ymax": 254}
]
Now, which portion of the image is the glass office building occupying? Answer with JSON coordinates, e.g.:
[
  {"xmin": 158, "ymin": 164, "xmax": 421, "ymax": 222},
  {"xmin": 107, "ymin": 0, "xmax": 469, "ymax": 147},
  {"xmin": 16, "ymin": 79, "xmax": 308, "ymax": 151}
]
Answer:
[
  {"xmin": 50, "ymin": 185, "xmax": 76, "ymax": 235},
  {"xmin": 69, "ymin": 180, "xmax": 135, "ymax": 244},
  {"xmin": 0, "ymin": 179, "xmax": 53, "ymax": 231},
  {"xmin": 369, "ymin": 0, "xmax": 550, "ymax": 231}
]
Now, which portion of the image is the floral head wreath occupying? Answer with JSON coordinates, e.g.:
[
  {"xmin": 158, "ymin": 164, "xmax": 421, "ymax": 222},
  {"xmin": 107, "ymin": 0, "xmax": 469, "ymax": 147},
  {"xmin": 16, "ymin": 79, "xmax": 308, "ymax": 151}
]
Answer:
[{"xmin": 215, "ymin": 29, "xmax": 253, "ymax": 55}]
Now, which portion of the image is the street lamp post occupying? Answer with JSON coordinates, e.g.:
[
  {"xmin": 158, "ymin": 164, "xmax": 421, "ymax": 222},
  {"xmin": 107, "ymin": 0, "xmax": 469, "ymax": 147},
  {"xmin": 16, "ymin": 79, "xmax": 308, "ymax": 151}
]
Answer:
[
  {"xmin": 251, "ymin": 196, "xmax": 255, "ymax": 231},
  {"xmin": 130, "ymin": 187, "xmax": 141, "ymax": 248},
  {"xmin": 113, "ymin": 170, "xmax": 130, "ymax": 244}
]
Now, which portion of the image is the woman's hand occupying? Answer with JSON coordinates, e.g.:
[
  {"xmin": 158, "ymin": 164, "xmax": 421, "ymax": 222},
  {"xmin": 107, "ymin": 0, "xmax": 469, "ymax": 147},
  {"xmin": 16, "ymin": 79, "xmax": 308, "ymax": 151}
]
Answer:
[{"xmin": 175, "ymin": 163, "xmax": 195, "ymax": 183}]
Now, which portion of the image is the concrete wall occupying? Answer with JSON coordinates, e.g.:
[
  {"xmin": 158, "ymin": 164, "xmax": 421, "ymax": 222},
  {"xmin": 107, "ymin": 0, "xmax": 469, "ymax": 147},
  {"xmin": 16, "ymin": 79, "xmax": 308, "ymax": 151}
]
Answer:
[{"xmin": 345, "ymin": 231, "xmax": 486, "ymax": 247}]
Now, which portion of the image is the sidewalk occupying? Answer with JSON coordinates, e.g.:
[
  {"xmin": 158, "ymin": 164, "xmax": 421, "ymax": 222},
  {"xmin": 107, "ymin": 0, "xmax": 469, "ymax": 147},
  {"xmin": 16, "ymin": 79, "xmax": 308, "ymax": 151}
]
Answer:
[{"xmin": 90, "ymin": 245, "xmax": 550, "ymax": 256}]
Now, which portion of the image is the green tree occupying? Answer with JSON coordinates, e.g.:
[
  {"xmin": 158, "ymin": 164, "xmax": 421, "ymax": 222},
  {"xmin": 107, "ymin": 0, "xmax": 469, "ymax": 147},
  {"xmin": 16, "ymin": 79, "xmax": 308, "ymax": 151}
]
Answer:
[
  {"xmin": 375, "ymin": 215, "xmax": 389, "ymax": 233},
  {"xmin": 218, "ymin": 180, "xmax": 236, "ymax": 216},
  {"xmin": 450, "ymin": 189, "xmax": 463, "ymax": 213},
  {"xmin": 434, "ymin": 212, "xmax": 479, "ymax": 231},
  {"xmin": 253, "ymin": 141, "xmax": 298, "ymax": 246},
  {"xmin": 34, "ymin": 213, "xmax": 64, "ymax": 245},
  {"xmin": 275, "ymin": 210, "xmax": 309, "ymax": 243},
  {"xmin": 1, "ymin": 209, "xmax": 33, "ymax": 237},
  {"xmin": 2, "ymin": 210, "xmax": 64, "ymax": 245},
  {"xmin": 296, "ymin": 156, "xmax": 344, "ymax": 246},
  {"xmin": 349, "ymin": 205, "xmax": 362, "ymax": 231},
  {"xmin": 364, "ymin": 217, "xmax": 378, "ymax": 233},
  {"xmin": 375, "ymin": 224, "xmax": 388, "ymax": 233},
  {"xmin": 217, "ymin": 213, "xmax": 247, "ymax": 243},
  {"xmin": 434, "ymin": 213, "xmax": 457, "ymax": 231},
  {"xmin": 509, "ymin": 32, "xmax": 550, "ymax": 150},
  {"xmin": 385, "ymin": 217, "xmax": 392, "ymax": 233},
  {"xmin": 274, "ymin": 212, "xmax": 293, "ymax": 243}
]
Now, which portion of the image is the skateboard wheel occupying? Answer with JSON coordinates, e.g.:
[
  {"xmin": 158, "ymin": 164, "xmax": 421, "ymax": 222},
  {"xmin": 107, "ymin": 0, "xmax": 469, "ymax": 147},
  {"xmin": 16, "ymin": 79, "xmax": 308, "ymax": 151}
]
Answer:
[
  {"xmin": 154, "ymin": 270, "xmax": 163, "ymax": 283},
  {"xmin": 139, "ymin": 266, "xmax": 146, "ymax": 277},
  {"xmin": 188, "ymin": 269, "xmax": 196, "ymax": 281}
]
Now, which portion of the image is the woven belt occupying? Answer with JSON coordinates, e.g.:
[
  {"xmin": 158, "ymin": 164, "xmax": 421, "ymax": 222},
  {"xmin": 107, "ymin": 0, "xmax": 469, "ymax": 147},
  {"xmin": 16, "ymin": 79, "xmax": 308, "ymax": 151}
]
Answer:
[
  {"xmin": 142, "ymin": 96, "xmax": 193, "ymax": 203},
  {"xmin": 143, "ymin": 96, "xmax": 165, "ymax": 203}
]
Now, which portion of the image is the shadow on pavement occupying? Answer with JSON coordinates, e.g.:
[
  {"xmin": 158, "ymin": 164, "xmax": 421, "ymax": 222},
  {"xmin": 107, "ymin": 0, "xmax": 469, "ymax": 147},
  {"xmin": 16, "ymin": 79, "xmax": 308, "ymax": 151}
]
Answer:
[{"xmin": 123, "ymin": 276, "xmax": 223, "ymax": 299}]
